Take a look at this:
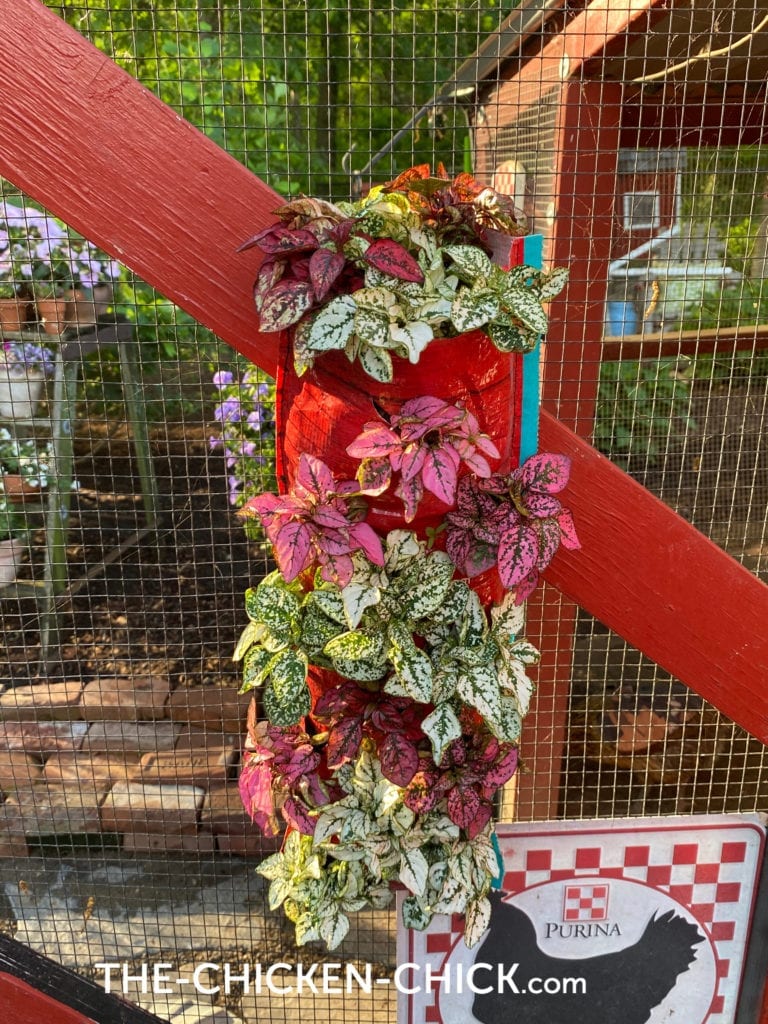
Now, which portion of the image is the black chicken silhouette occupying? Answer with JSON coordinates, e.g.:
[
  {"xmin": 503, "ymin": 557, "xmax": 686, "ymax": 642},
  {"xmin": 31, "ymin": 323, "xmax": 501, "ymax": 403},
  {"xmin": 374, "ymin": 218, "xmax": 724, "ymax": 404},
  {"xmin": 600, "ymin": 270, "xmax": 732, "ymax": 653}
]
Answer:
[{"xmin": 471, "ymin": 893, "xmax": 704, "ymax": 1024}]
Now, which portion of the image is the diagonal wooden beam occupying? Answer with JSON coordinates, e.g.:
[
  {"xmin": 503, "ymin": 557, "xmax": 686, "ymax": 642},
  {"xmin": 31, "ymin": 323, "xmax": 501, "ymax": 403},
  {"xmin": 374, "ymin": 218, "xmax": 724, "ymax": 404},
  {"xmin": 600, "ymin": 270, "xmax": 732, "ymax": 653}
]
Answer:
[
  {"xmin": 1, "ymin": 0, "xmax": 766, "ymax": 744},
  {"xmin": 0, "ymin": 0, "xmax": 280, "ymax": 367},
  {"xmin": 541, "ymin": 409, "xmax": 768, "ymax": 744}
]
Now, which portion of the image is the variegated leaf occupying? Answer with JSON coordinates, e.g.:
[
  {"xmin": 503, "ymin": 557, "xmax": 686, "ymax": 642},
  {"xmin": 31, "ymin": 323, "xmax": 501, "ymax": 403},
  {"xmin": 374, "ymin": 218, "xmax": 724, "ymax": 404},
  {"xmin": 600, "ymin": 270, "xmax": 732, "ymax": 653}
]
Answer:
[
  {"xmin": 457, "ymin": 663, "xmax": 501, "ymax": 722},
  {"xmin": 259, "ymin": 279, "xmax": 314, "ymax": 331},
  {"xmin": 306, "ymin": 295, "xmax": 357, "ymax": 351},
  {"xmin": 324, "ymin": 630, "xmax": 385, "ymax": 664},
  {"xmin": 246, "ymin": 582, "xmax": 301, "ymax": 635},
  {"xmin": 489, "ymin": 695, "xmax": 523, "ymax": 742},
  {"xmin": 233, "ymin": 619, "xmax": 263, "ymax": 662},
  {"xmin": 309, "ymin": 589, "xmax": 347, "ymax": 625},
  {"xmin": 358, "ymin": 344, "xmax": 393, "ymax": 382},
  {"xmin": 464, "ymin": 896, "xmax": 492, "ymax": 947},
  {"xmin": 421, "ymin": 702, "xmax": 462, "ymax": 764},
  {"xmin": 401, "ymin": 552, "xmax": 455, "ymax": 620},
  {"xmin": 262, "ymin": 650, "xmax": 310, "ymax": 726},
  {"xmin": 491, "ymin": 592, "xmax": 526, "ymax": 639},
  {"xmin": 444, "ymin": 245, "xmax": 493, "ymax": 282},
  {"xmin": 450, "ymin": 289, "xmax": 500, "ymax": 333},
  {"xmin": 340, "ymin": 581, "xmax": 381, "ymax": 629},
  {"xmin": 399, "ymin": 847, "xmax": 429, "ymax": 897},
  {"xmin": 401, "ymin": 895, "xmax": 431, "ymax": 931},
  {"xmin": 497, "ymin": 522, "xmax": 539, "ymax": 589},
  {"xmin": 536, "ymin": 265, "xmax": 569, "ymax": 301},
  {"xmin": 503, "ymin": 285, "xmax": 549, "ymax": 335},
  {"xmin": 319, "ymin": 909, "xmax": 350, "ymax": 950},
  {"xmin": 241, "ymin": 646, "xmax": 276, "ymax": 690},
  {"xmin": 354, "ymin": 306, "xmax": 390, "ymax": 348},
  {"xmin": 488, "ymin": 320, "xmax": 532, "ymax": 353}
]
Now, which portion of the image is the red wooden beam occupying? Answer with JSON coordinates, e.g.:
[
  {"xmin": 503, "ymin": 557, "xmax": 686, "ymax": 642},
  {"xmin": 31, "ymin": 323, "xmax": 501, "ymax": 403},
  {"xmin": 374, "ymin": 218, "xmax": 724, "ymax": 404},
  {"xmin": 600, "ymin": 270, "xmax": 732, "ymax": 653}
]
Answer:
[
  {"xmin": 0, "ymin": 0, "xmax": 279, "ymax": 368},
  {"xmin": 1, "ymin": 0, "xmax": 766, "ymax": 748},
  {"xmin": 541, "ymin": 409, "xmax": 768, "ymax": 745}
]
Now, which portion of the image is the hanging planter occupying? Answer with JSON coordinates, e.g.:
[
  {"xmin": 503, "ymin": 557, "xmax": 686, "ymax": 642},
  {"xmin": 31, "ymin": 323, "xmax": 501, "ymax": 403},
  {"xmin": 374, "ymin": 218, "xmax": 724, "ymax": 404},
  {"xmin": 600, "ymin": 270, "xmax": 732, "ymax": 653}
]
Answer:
[{"xmin": 232, "ymin": 165, "xmax": 576, "ymax": 950}]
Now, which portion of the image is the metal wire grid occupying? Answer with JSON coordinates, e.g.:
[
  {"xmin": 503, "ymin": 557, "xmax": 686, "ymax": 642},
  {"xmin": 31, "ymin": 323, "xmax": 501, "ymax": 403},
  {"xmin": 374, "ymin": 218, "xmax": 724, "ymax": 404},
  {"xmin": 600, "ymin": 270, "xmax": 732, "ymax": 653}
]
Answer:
[{"xmin": 0, "ymin": 0, "xmax": 764, "ymax": 1018}]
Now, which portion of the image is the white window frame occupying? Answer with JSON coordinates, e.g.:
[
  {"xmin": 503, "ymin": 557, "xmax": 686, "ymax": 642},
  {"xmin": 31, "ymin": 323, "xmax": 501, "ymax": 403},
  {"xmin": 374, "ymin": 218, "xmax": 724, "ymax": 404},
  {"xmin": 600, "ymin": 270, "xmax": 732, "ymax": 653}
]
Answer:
[{"xmin": 622, "ymin": 190, "xmax": 661, "ymax": 231}]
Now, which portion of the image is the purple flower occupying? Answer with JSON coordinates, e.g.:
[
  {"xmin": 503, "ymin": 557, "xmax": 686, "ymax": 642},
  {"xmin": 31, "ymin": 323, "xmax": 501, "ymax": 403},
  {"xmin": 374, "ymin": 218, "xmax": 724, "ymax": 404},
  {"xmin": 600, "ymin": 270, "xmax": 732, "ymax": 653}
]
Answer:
[
  {"xmin": 212, "ymin": 370, "xmax": 235, "ymax": 388},
  {"xmin": 214, "ymin": 398, "xmax": 242, "ymax": 423}
]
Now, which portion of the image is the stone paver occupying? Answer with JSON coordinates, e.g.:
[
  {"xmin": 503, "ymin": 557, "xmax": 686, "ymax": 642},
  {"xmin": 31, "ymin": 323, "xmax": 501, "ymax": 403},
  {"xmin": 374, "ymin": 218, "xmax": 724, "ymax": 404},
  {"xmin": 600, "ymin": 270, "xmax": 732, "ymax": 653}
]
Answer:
[
  {"xmin": 0, "ymin": 721, "xmax": 89, "ymax": 754},
  {"xmin": 138, "ymin": 747, "xmax": 237, "ymax": 786},
  {"xmin": 81, "ymin": 676, "xmax": 171, "ymax": 722},
  {"xmin": 83, "ymin": 721, "xmax": 181, "ymax": 755},
  {"xmin": 0, "ymin": 783, "xmax": 106, "ymax": 835},
  {"xmin": 100, "ymin": 782, "xmax": 205, "ymax": 834},
  {"xmin": 0, "ymin": 682, "xmax": 84, "ymax": 720}
]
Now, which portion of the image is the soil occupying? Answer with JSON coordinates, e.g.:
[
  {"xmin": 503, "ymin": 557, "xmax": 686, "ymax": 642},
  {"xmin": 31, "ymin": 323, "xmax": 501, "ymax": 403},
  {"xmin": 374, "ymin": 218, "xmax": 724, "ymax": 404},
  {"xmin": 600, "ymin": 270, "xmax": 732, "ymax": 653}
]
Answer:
[{"xmin": 0, "ymin": 416, "xmax": 269, "ymax": 690}]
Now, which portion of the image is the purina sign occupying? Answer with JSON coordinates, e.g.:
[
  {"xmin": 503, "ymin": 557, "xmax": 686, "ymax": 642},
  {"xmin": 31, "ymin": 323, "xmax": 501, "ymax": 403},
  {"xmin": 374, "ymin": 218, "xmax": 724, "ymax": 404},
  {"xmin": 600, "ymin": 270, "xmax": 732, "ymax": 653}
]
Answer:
[{"xmin": 398, "ymin": 814, "xmax": 766, "ymax": 1024}]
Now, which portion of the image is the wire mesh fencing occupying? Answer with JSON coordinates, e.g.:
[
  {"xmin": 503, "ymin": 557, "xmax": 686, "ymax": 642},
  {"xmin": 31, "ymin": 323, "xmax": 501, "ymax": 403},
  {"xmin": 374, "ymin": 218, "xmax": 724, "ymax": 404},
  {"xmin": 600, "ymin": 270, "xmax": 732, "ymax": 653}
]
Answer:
[{"xmin": 0, "ymin": 0, "xmax": 765, "ymax": 1019}]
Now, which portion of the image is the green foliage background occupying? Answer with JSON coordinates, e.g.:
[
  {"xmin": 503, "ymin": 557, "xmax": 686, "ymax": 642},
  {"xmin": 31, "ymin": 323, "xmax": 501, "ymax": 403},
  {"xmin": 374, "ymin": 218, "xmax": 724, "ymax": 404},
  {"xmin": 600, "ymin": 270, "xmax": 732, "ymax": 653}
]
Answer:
[{"xmin": 47, "ymin": 0, "xmax": 513, "ymax": 199}]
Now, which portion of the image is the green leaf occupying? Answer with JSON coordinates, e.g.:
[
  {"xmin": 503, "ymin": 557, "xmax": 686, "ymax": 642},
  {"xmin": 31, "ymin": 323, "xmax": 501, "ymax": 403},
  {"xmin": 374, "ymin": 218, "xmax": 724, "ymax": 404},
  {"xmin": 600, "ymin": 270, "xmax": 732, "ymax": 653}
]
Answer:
[
  {"xmin": 233, "ymin": 620, "xmax": 263, "ymax": 662},
  {"xmin": 450, "ymin": 289, "xmax": 500, "ymax": 332},
  {"xmin": 444, "ymin": 245, "xmax": 493, "ymax": 282},
  {"xmin": 319, "ymin": 908, "xmax": 350, "ymax": 950},
  {"xmin": 241, "ymin": 646, "xmax": 276, "ymax": 690},
  {"xmin": 401, "ymin": 895, "xmax": 431, "ymax": 931},
  {"xmin": 358, "ymin": 345, "xmax": 393, "ymax": 382},
  {"xmin": 325, "ymin": 630, "xmax": 385, "ymax": 664},
  {"xmin": 391, "ymin": 644, "xmax": 433, "ymax": 703},
  {"xmin": 400, "ymin": 552, "xmax": 454, "ymax": 620},
  {"xmin": 457, "ymin": 663, "xmax": 501, "ymax": 722},
  {"xmin": 502, "ymin": 285, "xmax": 549, "ymax": 335},
  {"xmin": 245, "ymin": 583, "xmax": 300, "ymax": 639},
  {"xmin": 306, "ymin": 295, "xmax": 357, "ymax": 351},
  {"xmin": 464, "ymin": 896, "xmax": 491, "ymax": 947},
  {"xmin": 262, "ymin": 649, "xmax": 310, "ymax": 726},
  {"xmin": 399, "ymin": 847, "xmax": 429, "ymax": 897},
  {"xmin": 421, "ymin": 702, "xmax": 462, "ymax": 764}
]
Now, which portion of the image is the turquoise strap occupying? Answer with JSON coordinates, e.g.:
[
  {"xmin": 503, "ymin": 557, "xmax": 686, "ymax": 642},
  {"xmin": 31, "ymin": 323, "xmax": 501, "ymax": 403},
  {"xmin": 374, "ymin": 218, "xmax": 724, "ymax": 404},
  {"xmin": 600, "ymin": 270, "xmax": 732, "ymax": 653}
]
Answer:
[
  {"xmin": 519, "ymin": 235, "xmax": 543, "ymax": 464},
  {"xmin": 491, "ymin": 830, "xmax": 504, "ymax": 889}
]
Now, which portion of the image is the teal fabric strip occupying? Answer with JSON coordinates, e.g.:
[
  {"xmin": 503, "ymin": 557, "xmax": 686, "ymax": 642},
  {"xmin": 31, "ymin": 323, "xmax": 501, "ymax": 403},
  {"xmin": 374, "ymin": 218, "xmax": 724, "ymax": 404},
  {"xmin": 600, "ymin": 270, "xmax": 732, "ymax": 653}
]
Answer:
[
  {"xmin": 520, "ymin": 235, "xmax": 544, "ymax": 463},
  {"xmin": 491, "ymin": 830, "xmax": 504, "ymax": 889}
]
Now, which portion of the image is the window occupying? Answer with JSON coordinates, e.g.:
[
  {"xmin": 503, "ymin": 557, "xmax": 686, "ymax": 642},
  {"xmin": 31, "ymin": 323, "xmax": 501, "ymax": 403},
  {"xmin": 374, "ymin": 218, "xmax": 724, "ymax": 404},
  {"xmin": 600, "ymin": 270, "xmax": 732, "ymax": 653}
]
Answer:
[{"xmin": 622, "ymin": 190, "xmax": 660, "ymax": 231}]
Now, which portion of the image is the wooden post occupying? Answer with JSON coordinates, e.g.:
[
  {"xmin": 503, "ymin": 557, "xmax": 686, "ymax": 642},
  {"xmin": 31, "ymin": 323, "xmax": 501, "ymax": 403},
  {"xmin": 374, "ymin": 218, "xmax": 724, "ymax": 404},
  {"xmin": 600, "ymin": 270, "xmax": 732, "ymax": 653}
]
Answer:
[{"xmin": 516, "ymin": 79, "xmax": 623, "ymax": 821}]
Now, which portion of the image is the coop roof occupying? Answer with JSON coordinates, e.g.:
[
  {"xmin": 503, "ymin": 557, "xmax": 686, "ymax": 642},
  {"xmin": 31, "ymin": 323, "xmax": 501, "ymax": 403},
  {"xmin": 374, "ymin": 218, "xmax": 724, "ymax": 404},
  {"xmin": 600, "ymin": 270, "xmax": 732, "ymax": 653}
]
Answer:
[{"xmin": 444, "ymin": 0, "xmax": 768, "ymax": 100}]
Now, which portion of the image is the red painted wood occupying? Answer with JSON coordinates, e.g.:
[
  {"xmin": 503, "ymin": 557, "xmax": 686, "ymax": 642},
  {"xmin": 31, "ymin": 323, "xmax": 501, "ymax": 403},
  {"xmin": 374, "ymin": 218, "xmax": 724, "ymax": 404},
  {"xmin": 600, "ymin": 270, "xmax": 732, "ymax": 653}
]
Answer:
[
  {"xmin": 620, "ymin": 84, "xmax": 768, "ymax": 150},
  {"xmin": 515, "ymin": 80, "xmax": 623, "ymax": 821},
  {"xmin": 540, "ymin": 409, "xmax": 768, "ymax": 746},
  {"xmin": 0, "ymin": 0, "xmax": 280, "ymax": 367},
  {"xmin": 0, "ymin": 972, "xmax": 95, "ymax": 1024},
  {"xmin": 1, "ymin": 0, "xmax": 765, "ymax": 756}
]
